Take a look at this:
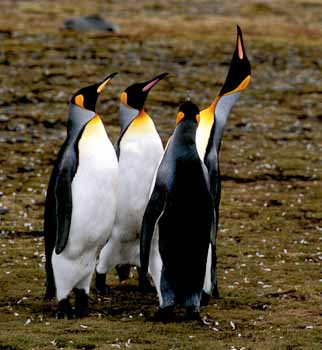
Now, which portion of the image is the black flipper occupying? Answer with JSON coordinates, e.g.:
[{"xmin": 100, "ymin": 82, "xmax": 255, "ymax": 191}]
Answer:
[
  {"xmin": 54, "ymin": 145, "xmax": 79, "ymax": 254},
  {"xmin": 44, "ymin": 104, "xmax": 95, "ymax": 296},
  {"xmin": 204, "ymin": 126, "xmax": 220, "ymax": 297},
  {"xmin": 140, "ymin": 182, "xmax": 166, "ymax": 277}
]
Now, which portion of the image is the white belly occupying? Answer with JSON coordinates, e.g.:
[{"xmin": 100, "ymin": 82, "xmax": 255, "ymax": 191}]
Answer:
[
  {"xmin": 114, "ymin": 133, "xmax": 163, "ymax": 240},
  {"xmin": 64, "ymin": 122, "xmax": 118, "ymax": 258}
]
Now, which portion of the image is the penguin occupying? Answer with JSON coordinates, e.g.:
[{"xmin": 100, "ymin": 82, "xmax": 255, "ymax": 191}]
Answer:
[
  {"xmin": 196, "ymin": 25, "xmax": 251, "ymax": 302},
  {"xmin": 44, "ymin": 73, "xmax": 119, "ymax": 318},
  {"xmin": 95, "ymin": 73, "xmax": 168, "ymax": 293},
  {"xmin": 140, "ymin": 100, "xmax": 214, "ymax": 320}
]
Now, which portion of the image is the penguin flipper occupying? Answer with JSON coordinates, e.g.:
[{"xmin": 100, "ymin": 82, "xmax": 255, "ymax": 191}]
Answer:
[
  {"xmin": 204, "ymin": 144, "xmax": 219, "ymax": 237},
  {"xmin": 140, "ymin": 183, "xmax": 166, "ymax": 276},
  {"xmin": 54, "ymin": 147, "xmax": 78, "ymax": 254}
]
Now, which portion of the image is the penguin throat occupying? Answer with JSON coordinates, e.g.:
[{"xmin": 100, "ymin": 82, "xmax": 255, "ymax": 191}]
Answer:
[
  {"xmin": 127, "ymin": 110, "xmax": 155, "ymax": 136},
  {"xmin": 119, "ymin": 102, "xmax": 140, "ymax": 132}
]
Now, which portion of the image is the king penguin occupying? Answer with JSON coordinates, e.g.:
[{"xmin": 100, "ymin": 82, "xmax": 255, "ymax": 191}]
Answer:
[
  {"xmin": 140, "ymin": 100, "xmax": 214, "ymax": 321},
  {"xmin": 196, "ymin": 25, "xmax": 251, "ymax": 302},
  {"xmin": 95, "ymin": 73, "xmax": 168, "ymax": 293},
  {"xmin": 44, "ymin": 73, "xmax": 119, "ymax": 318}
]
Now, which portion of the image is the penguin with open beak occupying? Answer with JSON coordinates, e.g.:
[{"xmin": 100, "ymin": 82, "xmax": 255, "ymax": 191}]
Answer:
[
  {"xmin": 196, "ymin": 25, "xmax": 251, "ymax": 302},
  {"xmin": 140, "ymin": 100, "xmax": 214, "ymax": 320},
  {"xmin": 95, "ymin": 73, "xmax": 168, "ymax": 294},
  {"xmin": 44, "ymin": 73, "xmax": 119, "ymax": 318}
]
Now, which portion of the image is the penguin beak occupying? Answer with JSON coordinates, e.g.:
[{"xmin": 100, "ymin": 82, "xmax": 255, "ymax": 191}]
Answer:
[
  {"xmin": 236, "ymin": 25, "xmax": 245, "ymax": 60},
  {"xmin": 97, "ymin": 72, "xmax": 118, "ymax": 94},
  {"xmin": 142, "ymin": 72, "xmax": 168, "ymax": 92}
]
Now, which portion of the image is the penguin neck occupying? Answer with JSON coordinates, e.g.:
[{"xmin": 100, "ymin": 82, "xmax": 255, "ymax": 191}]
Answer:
[
  {"xmin": 173, "ymin": 120, "xmax": 197, "ymax": 148},
  {"xmin": 196, "ymin": 105, "xmax": 215, "ymax": 161},
  {"xmin": 213, "ymin": 92, "xmax": 241, "ymax": 152},
  {"xmin": 68, "ymin": 103, "xmax": 96, "ymax": 139},
  {"xmin": 119, "ymin": 102, "xmax": 140, "ymax": 133}
]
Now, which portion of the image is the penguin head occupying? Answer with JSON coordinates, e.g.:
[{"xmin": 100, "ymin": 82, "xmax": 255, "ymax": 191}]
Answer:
[
  {"xmin": 219, "ymin": 25, "xmax": 251, "ymax": 96},
  {"xmin": 176, "ymin": 100, "xmax": 200, "ymax": 125},
  {"xmin": 71, "ymin": 72, "xmax": 118, "ymax": 111},
  {"xmin": 121, "ymin": 72, "xmax": 168, "ymax": 111}
]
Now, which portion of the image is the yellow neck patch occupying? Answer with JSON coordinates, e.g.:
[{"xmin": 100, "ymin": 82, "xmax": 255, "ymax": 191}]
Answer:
[
  {"xmin": 126, "ymin": 110, "xmax": 155, "ymax": 136},
  {"xmin": 81, "ymin": 115, "xmax": 106, "ymax": 140},
  {"xmin": 196, "ymin": 105, "xmax": 215, "ymax": 160},
  {"xmin": 224, "ymin": 75, "xmax": 251, "ymax": 96}
]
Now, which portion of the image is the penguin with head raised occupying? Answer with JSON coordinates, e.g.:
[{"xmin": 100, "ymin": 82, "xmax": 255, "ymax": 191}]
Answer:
[
  {"xmin": 95, "ymin": 73, "xmax": 167, "ymax": 293},
  {"xmin": 196, "ymin": 25, "xmax": 251, "ymax": 302},
  {"xmin": 140, "ymin": 100, "xmax": 214, "ymax": 321},
  {"xmin": 44, "ymin": 73, "xmax": 119, "ymax": 318}
]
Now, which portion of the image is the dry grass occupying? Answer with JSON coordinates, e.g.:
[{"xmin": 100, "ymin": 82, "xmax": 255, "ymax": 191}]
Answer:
[{"xmin": 0, "ymin": 0, "xmax": 322, "ymax": 349}]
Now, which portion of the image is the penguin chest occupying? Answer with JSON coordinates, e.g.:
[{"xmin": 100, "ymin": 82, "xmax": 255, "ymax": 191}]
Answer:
[
  {"xmin": 116, "ymin": 115, "xmax": 163, "ymax": 232},
  {"xmin": 196, "ymin": 107, "xmax": 214, "ymax": 161},
  {"xmin": 68, "ymin": 116, "xmax": 118, "ymax": 252}
]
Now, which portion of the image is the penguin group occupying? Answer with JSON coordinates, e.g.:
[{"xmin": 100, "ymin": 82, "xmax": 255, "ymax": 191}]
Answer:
[{"xmin": 44, "ymin": 26, "xmax": 251, "ymax": 321}]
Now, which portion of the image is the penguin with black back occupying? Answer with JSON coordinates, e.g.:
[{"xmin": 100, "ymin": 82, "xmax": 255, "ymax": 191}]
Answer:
[
  {"xmin": 44, "ymin": 73, "xmax": 119, "ymax": 318},
  {"xmin": 95, "ymin": 73, "xmax": 168, "ymax": 293},
  {"xmin": 196, "ymin": 25, "xmax": 251, "ymax": 303},
  {"xmin": 140, "ymin": 100, "xmax": 214, "ymax": 321}
]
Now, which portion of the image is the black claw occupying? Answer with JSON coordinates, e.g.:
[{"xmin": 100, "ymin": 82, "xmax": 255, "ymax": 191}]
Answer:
[
  {"xmin": 115, "ymin": 264, "xmax": 131, "ymax": 282},
  {"xmin": 138, "ymin": 274, "xmax": 156, "ymax": 294},
  {"xmin": 44, "ymin": 286, "xmax": 56, "ymax": 301},
  {"xmin": 200, "ymin": 291, "xmax": 210, "ymax": 306},
  {"xmin": 74, "ymin": 289, "xmax": 90, "ymax": 318},
  {"xmin": 156, "ymin": 306, "xmax": 176, "ymax": 323},
  {"xmin": 212, "ymin": 285, "xmax": 220, "ymax": 299},
  {"xmin": 56, "ymin": 298, "xmax": 74, "ymax": 319},
  {"xmin": 184, "ymin": 307, "xmax": 201, "ymax": 321},
  {"xmin": 95, "ymin": 272, "xmax": 110, "ymax": 295}
]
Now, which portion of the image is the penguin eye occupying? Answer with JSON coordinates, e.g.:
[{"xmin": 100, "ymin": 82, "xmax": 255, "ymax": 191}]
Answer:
[
  {"xmin": 75, "ymin": 94, "xmax": 84, "ymax": 107},
  {"xmin": 176, "ymin": 111, "xmax": 184, "ymax": 125}
]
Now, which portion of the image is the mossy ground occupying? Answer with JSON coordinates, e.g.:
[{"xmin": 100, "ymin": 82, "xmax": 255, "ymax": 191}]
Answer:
[{"xmin": 0, "ymin": 1, "xmax": 321, "ymax": 349}]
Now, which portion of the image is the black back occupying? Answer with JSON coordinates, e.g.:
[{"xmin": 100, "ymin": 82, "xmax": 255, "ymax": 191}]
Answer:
[{"xmin": 140, "ymin": 102, "xmax": 213, "ymax": 304}]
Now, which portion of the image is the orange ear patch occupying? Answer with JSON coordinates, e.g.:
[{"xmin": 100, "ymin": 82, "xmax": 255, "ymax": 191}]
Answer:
[
  {"xmin": 176, "ymin": 111, "xmax": 184, "ymax": 125},
  {"xmin": 121, "ymin": 92, "xmax": 128, "ymax": 105},
  {"xmin": 75, "ymin": 94, "xmax": 84, "ymax": 107}
]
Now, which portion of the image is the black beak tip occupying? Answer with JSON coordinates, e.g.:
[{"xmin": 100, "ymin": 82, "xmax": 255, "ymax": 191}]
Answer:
[{"xmin": 108, "ymin": 72, "xmax": 118, "ymax": 79}]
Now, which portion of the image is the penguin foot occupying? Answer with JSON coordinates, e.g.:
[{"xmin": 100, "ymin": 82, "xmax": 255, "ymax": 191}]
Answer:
[
  {"xmin": 212, "ymin": 285, "xmax": 220, "ymax": 299},
  {"xmin": 44, "ymin": 286, "xmax": 56, "ymax": 301},
  {"xmin": 56, "ymin": 299, "xmax": 74, "ymax": 320},
  {"xmin": 183, "ymin": 307, "xmax": 201, "ymax": 321},
  {"xmin": 95, "ymin": 272, "xmax": 110, "ymax": 295},
  {"xmin": 200, "ymin": 291, "xmax": 210, "ymax": 306},
  {"xmin": 154, "ymin": 306, "xmax": 175, "ymax": 323},
  {"xmin": 115, "ymin": 264, "xmax": 131, "ymax": 282},
  {"xmin": 74, "ymin": 289, "xmax": 90, "ymax": 318},
  {"xmin": 138, "ymin": 274, "xmax": 155, "ymax": 294}
]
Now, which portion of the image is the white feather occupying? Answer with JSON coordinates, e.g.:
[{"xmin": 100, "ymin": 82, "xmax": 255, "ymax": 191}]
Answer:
[{"xmin": 53, "ymin": 117, "xmax": 118, "ymax": 300}]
